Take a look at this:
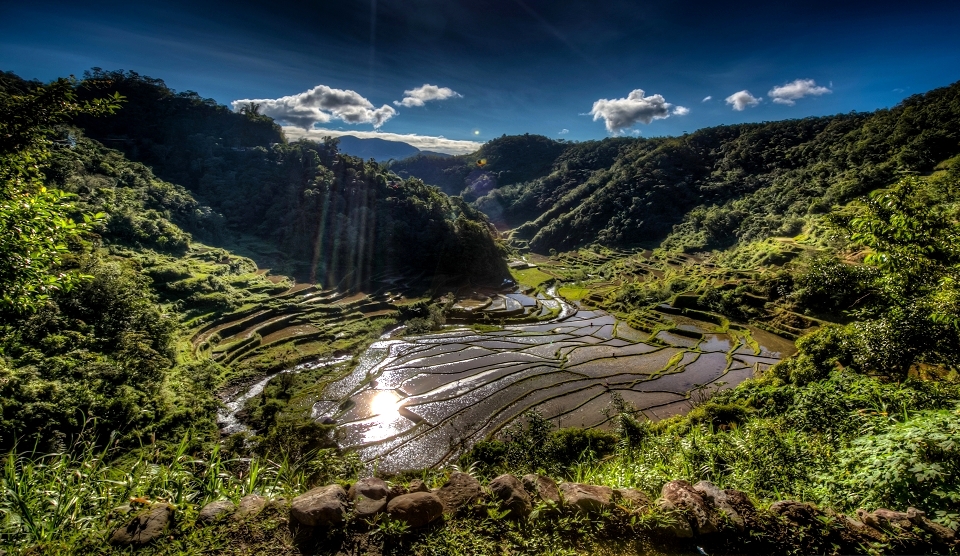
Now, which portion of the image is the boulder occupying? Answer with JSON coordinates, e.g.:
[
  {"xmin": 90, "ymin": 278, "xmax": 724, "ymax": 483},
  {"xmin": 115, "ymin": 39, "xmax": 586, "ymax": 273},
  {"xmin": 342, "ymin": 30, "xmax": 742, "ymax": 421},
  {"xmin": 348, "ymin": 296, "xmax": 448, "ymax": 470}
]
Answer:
[
  {"xmin": 655, "ymin": 498, "xmax": 694, "ymax": 538},
  {"xmin": 723, "ymin": 489, "xmax": 758, "ymax": 524},
  {"xmin": 857, "ymin": 507, "xmax": 956, "ymax": 545},
  {"xmin": 615, "ymin": 488, "xmax": 651, "ymax": 510},
  {"xmin": 407, "ymin": 479, "xmax": 430, "ymax": 493},
  {"xmin": 386, "ymin": 492, "xmax": 444, "ymax": 528},
  {"xmin": 489, "ymin": 474, "xmax": 533, "ymax": 518},
  {"xmin": 198, "ymin": 500, "xmax": 236, "ymax": 524},
  {"xmin": 559, "ymin": 482, "xmax": 615, "ymax": 515},
  {"xmin": 237, "ymin": 494, "xmax": 266, "ymax": 517},
  {"xmin": 693, "ymin": 481, "xmax": 744, "ymax": 531},
  {"xmin": 825, "ymin": 509, "xmax": 887, "ymax": 544},
  {"xmin": 522, "ymin": 474, "xmax": 561, "ymax": 505},
  {"xmin": 907, "ymin": 507, "xmax": 956, "ymax": 544},
  {"xmin": 290, "ymin": 484, "xmax": 348, "ymax": 527},
  {"xmin": 109, "ymin": 503, "xmax": 175, "ymax": 546},
  {"xmin": 349, "ymin": 477, "xmax": 390, "ymax": 519},
  {"xmin": 435, "ymin": 472, "xmax": 482, "ymax": 512},
  {"xmin": 770, "ymin": 500, "xmax": 820, "ymax": 527},
  {"xmin": 661, "ymin": 480, "xmax": 718, "ymax": 535}
]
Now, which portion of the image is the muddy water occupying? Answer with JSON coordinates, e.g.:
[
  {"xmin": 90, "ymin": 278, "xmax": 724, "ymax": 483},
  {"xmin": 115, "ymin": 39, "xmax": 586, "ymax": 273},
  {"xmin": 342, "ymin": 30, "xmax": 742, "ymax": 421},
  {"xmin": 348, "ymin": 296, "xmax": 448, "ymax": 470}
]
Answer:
[{"xmin": 316, "ymin": 303, "xmax": 795, "ymax": 473}]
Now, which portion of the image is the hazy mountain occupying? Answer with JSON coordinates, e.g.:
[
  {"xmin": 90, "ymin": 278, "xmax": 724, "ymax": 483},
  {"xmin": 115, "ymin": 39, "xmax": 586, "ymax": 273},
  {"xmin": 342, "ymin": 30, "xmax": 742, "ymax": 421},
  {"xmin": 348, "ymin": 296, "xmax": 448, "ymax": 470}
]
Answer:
[{"xmin": 334, "ymin": 135, "xmax": 420, "ymax": 161}]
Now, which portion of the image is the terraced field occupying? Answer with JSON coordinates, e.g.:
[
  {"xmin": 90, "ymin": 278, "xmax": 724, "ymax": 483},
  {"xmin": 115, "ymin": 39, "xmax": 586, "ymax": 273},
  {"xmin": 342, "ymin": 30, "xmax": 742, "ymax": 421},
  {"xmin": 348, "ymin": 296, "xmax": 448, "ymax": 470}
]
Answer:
[
  {"xmin": 192, "ymin": 275, "xmax": 411, "ymax": 375},
  {"xmin": 314, "ymin": 299, "xmax": 795, "ymax": 473}
]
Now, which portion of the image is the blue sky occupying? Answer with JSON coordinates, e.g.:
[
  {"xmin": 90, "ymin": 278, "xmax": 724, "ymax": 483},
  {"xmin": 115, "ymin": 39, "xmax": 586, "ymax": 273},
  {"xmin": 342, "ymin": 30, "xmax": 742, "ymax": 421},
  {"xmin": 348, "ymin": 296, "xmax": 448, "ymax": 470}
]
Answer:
[{"xmin": 3, "ymin": 0, "xmax": 960, "ymax": 153}]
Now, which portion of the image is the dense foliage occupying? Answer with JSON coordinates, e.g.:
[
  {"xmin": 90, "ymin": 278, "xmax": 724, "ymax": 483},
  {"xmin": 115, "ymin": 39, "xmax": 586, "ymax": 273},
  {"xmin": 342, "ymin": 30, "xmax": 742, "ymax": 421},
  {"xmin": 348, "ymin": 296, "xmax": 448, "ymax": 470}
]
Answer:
[
  {"xmin": 4, "ymin": 69, "xmax": 960, "ymax": 554},
  {"xmin": 0, "ymin": 74, "xmax": 121, "ymax": 313},
  {"xmin": 71, "ymin": 70, "xmax": 507, "ymax": 288}
]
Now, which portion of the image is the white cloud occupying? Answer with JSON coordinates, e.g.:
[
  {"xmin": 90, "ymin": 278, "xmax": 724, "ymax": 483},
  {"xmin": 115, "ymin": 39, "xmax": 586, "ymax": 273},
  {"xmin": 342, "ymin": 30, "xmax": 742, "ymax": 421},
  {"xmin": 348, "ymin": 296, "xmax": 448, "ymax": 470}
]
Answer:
[
  {"xmin": 673, "ymin": 106, "xmax": 690, "ymax": 116},
  {"xmin": 725, "ymin": 90, "xmax": 761, "ymax": 111},
  {"xmin": 394, "ymin": 84, "xmax": 462, "ymax": 108},
  {"xmin": 702, "ymin": 95, "xmax": 712, "ymax": 102},
  {"xmin": 232, "ymin": 85, "xmax": 396, "ymax": 129},
  {"xmin": 281, "ymin": 126, "xmax": 482, "ymax": 155},
  {"xmin": 559, "ymin": 128, "xmax": 569, "ymax": 134},
  {"xmin": 590, "ymin": 89, "xmax": 674, "ymax": 133},
  {"xmin": 768, "ymin": 79, "xmax": 831, "ymax": 105}
]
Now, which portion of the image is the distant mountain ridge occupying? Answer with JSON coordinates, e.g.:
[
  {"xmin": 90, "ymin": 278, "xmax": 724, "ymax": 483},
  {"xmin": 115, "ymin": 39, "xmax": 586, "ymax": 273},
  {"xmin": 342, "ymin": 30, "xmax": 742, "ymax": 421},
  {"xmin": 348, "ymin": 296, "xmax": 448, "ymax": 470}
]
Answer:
[
  {"xmin": 334, "ymin": 135, "xmax": 420, "ymax": 161},
  {"xmin": 391, "ymin": 81, "xmax": 960, "ymax": 253}
]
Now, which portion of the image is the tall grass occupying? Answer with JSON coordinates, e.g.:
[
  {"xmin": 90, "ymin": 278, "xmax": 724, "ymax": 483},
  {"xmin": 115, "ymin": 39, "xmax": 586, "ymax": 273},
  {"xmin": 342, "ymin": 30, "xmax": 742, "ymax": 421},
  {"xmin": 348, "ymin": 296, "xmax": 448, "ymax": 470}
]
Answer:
[{"xmin": 0, "ymin": 428, "xmax": 297, "ymax": 549}]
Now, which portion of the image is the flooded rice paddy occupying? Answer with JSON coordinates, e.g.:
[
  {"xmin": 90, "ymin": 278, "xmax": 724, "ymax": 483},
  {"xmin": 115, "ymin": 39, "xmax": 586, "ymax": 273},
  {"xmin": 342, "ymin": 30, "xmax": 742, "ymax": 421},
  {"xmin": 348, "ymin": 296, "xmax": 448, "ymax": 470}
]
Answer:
[{"xmin": 312, "ymin": 302, "xmax": 795, "ymax": 473}]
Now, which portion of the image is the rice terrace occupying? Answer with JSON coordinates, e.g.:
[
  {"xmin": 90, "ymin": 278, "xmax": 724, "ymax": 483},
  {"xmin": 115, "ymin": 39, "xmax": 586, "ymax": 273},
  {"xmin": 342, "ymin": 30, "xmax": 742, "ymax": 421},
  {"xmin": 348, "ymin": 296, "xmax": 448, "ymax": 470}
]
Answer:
[{"xmin": 4, "ymin": 5, "xmax": 960, "ymax": 553}]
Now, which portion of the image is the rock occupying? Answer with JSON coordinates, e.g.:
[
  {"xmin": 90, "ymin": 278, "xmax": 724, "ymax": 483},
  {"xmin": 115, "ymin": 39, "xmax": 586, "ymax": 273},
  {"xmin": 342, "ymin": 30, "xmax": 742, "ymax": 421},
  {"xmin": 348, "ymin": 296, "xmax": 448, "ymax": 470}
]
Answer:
[
  {"xmin": 693, "ymin": 481, "xmax": 744, "ymax": 531},
  {"xmin": 198, "ymin": 500, "xmax": 236, "ymax": 524},
  {"xmin": 857, "ymin": 507, "xmax": 956, "ymax": 545},
  {"xmin": 826, "ymin": 509, "xmax": 887, "ymax": 543},
  {"xmin": 907, "ymin": 507, "xmax": 956, "ymax": 544},
  {"xmin": 237, "ymin": 494, "xmax": 267, "ymax": 517},
  {"xmin": 407, "ymin": 479, "xmax": 430, "ymax": 493},
  {"xmin": 771, "ymin": 500, "xmax": 820, "ymax": 527},
  {"xmin": 723, "ymin": 489, "xmax": 758, "ymax": 523},
  {"xmin": 559, "ymin": 482, "xmax": 615, "ymax": 515},
  {"xmin": 661, "ymin": 480, "xmax": 718, "ymax": 535},
  {"xmin": 615, "ymin": 488, "xmax": 651, "ymax": 510},
  {"xmin": 349, "ymin": 477, "xmax": 391, "ymax": 519},
  {"xmin": 489, "ymin": 474, "xmax": 533, "ymax": 518},
  {"xmin": 109, "ymin": 503, "xmax": 175, "ymax": 546},
  {"xmin": 435, "ymin": 472, "xmax": 482, "ymax": 513},
  {"xmin": 290, "ymin": 485, "xmax": 348, "ymax": 527},
  {"xmin": 655, "ymin": 499, "xmax": 694, "ymax": 538},
  {"xmin": 522, "ymin": 474, "xmax": 561, "ymax": 505},
  {"xmin": 386, "ymin": 492, "xmax": 444, "ymax": 528}
]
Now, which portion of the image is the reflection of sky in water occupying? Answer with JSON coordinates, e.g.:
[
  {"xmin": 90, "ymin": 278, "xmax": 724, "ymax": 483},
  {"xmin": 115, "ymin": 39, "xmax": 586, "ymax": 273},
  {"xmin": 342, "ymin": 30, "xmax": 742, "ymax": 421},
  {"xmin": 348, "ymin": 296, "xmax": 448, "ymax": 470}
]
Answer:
[
  {"xmin": 321, "ymin": 290, "xmax": 795, "ymax": 472},
  {"xmin": 370, "ymin": 390, "xmax": 402, "ymax": 417},
  {"xmin": 359, "ymin": 390, "xmax": 411, "ymax": 443}
]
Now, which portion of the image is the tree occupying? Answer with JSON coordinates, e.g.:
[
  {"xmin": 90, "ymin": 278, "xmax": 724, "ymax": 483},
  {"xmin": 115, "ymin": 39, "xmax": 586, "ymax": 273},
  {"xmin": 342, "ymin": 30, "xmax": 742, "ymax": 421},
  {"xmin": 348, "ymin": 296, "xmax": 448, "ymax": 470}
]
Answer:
[{"xmin": 0, "ymin": 77, "xmax": 122, "ymax": 314}]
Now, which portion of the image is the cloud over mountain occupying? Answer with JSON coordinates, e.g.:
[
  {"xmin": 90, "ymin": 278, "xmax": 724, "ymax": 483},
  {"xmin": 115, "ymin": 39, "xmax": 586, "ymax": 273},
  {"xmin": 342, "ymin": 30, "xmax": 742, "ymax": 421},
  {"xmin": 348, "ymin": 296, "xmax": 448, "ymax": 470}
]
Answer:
[
  {"xmin": 590, "ymin": 89, "xmax": 674, "ymax": 133},
  {"xmin": 281, "ymin": 126, "xmax": 482, "ymax": 155},
  {"xmin": 769, "ymin": 79, "xmax": 832, "ymax": 105},
  {"xmin": 232, "ymin": 85, "xmax": 396, "ymax": 129},
  {"xmin": 394, "ymin": 84, "xmax": 462, "ymax": 107},
  {"xmin": 725, "ymin": 90, "xmax": 761, "ymax": 111}
]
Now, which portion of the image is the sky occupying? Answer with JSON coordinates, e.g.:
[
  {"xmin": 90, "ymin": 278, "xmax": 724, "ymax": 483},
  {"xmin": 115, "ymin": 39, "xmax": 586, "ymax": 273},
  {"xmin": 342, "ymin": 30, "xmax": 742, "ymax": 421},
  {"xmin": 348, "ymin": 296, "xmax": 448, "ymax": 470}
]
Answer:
[{"xmin": 3, "ymin": 0, "xmax": 960, "ymax": 154}]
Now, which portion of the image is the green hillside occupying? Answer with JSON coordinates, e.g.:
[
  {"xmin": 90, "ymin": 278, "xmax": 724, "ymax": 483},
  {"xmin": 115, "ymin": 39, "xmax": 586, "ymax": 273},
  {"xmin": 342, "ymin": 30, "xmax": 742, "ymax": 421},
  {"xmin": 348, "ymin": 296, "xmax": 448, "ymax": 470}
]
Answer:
[{"xmin": 3, "ymin": 71, "xmax": 960, "ymax": 555}]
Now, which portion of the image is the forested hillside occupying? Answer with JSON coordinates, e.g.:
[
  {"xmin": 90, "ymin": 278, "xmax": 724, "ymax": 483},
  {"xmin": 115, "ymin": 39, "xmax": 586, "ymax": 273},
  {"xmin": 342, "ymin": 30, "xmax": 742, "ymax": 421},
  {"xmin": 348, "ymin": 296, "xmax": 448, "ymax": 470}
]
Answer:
[
  {"xmin": 3, "ymin": 70, "xmax": 960, "ymax": 555},
  {"xmin": 396, "ymin": 82, "xmax": 960, "ymax": 253},
  {"xmin": 0, "ymin": 70, "xmax": 506, "ymax": 452},
  {"xmin": 69, "ymin": 69, "xmax": 507, "ymax": 287}
]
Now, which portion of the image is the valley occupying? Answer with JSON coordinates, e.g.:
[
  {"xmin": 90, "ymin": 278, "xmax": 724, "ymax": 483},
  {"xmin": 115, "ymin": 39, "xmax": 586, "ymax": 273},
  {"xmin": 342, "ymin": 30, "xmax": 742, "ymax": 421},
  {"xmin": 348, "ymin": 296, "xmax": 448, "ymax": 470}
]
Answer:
[{"xmin": 2, "ymin": 69, "xmax": 960, "ymax": 555}]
